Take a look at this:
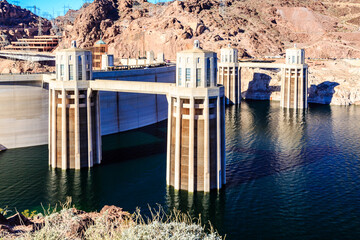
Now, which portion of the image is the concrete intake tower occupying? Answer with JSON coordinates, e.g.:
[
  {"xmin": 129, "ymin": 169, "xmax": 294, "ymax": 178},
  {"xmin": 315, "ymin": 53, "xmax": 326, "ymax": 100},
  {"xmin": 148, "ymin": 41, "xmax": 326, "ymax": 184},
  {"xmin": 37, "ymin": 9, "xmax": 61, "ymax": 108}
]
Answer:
[
  {"xmin": 280, "ymin": 47, "xmax": 308, "ymax": 109},
  {"xmin": 167, "ymin": 40, "xmax": 226, "ymax": 192},
  {"xmin": 218, "ymin": 45, "xmax": 241, "ymax": 105},
  {"xmin": 48, "ymin": 41, "xmax": 101, "ymax": 169}
]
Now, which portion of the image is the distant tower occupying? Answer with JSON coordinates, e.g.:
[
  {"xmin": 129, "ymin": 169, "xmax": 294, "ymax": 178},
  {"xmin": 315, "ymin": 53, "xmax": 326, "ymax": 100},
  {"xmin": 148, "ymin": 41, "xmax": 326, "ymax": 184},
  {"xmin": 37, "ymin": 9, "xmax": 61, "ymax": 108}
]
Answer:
[
  {"xmin": 38, "ymin": 17, "xmax": 42, "ymax": 36},
  {"xmin": 280, "ymin": 46, "xmax": 308, "ymax": 109},
  {"xmin": 218, "ymin": 44, "xmax": 241, "ymax": 105},
  {"xmin": 167, "ymin": 40, "xmax": 226, "ymax": 192},
  {"xmin": 49, "ymin": 41, "xmax": 101, "ymax": 169},
  {"xmin": 92, "ymin": 39, "xmax": 108, "ymax": 70}
]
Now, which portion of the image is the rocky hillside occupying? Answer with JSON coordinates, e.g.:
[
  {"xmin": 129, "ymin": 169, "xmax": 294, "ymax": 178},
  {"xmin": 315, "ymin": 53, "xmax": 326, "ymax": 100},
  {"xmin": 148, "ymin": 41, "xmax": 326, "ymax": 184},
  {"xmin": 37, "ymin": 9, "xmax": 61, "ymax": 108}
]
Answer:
[
  {"xmin": 0, "ymin": 0, "xmax": 51, "ymax": 42},
  {"xmin": 57, "ymin": 0, "xmax": 360, "ymax": 60}
]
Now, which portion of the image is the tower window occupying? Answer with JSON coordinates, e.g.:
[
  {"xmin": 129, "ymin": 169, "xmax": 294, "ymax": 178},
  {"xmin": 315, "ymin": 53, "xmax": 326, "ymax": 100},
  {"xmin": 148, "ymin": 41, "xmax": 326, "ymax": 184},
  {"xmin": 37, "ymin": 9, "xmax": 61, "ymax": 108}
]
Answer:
[
  {"xmin": 230, "ymin": 54, "xmax": 232, "ymax": 62},
  {"xmin": 186, "ymin": 68, "xmax": 191, "ymax": 82},
  {"xmin": 69, "ymin": 64, "xmax": 74, "ymax": 80},
  {"xmin": 292, "ymin": 56, "xmax": 295, "ymax": 64},
  {"xmin": 197, "ymin": 57, "xmax": 200, "ymax": 63},
  {"xmin": 86, "ymin": 71, "xmax": 90, "ymax": 80},
  {"xmin": 206, "ymin": 58, "xmax": 211, "ymax": 87},
  {"xmin": 196, "ymin": 68, "xmax": 201, "ymax": 87},
  {"xmin": 178, "ymin": 68, "xmax": 182, "ymax": 86},
  {"xmin": 78, "ymin": 56, "xmax": 83, "ymax": 80},
  {"xmin": 60, "ymin": 64, "xmax": 64, "ymax": 80}
]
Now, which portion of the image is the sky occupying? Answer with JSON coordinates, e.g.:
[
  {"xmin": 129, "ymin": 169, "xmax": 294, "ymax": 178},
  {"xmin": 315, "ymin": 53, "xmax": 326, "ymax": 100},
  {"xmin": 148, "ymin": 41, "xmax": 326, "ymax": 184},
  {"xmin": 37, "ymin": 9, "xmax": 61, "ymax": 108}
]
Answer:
[{"xmin": 8, "ymin": 0, "xmax": 170, "ymax": 18}]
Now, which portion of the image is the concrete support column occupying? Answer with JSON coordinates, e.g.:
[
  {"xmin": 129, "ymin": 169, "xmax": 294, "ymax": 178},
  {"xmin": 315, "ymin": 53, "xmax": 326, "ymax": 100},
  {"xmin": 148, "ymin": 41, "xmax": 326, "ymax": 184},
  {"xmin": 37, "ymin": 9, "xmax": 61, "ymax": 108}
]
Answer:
[
  {"xmin": 166, "ymin": 95, "xmax": 172, "ymax": 186},
  {"xmin": 61, "ymin": 88, "xmax": 67, "ymax": 170},
  {"xmin": 204, "ymin": 97, "xmax": 210, "ymax": 192},
  {"xmin": 287, "ymin": 69, "xmax": 291, "ymax": 108},
  {"xmin": 174, "ymin": 96, "xmax": 181, "ymax": 190},
  {"xmin": 188, "ymin": 97, "xmax": 195, "ymax": 192},
  {"xmin": 48, "ymin": 89, "xmax": 52, "ymax": 165},
  {"xmin": 300, "ymin": 67, "xmax": 304, "ymax": 108},
  {"xmin": 238, "ymin": 67, "xmax": 241, "ymax": 104},
  {"xmin": 216, "ymin": 96, "xmax": 221, "ymax": 189},
  {"xmin": 227, "ymin": 67, "xmax": 230, "ymax": 105},
  {"xmin": 305, "ymin": 68, "xmax": 308, "ymax": 107},
  {"xmin": 51, "ymin": 89, "xmax": 56, "ymax": 168},
  {"xmin": 222, "ymin": 96, "xmax": 226, "ymax": 185},
  {"xmin": 87, "ymin": 89, "xmax": 93, "ymax": 168},
  {"xmin": 96, "ymin": 92, "xmax": 102, "ymax": 164},
  {"xmin": 232, "ymin": 66, "xmax": 236, "ymax": 104},
  {"xmin": 280, "ymin": 68, "xmax": 285, "ymax": 107},
  {"xmin": 294, "ymin": 67, "xmax": 298, "ymax": 109},
  {"xmin": 74, "ymin": 87, "xmax": 81, "ymax": 169}
]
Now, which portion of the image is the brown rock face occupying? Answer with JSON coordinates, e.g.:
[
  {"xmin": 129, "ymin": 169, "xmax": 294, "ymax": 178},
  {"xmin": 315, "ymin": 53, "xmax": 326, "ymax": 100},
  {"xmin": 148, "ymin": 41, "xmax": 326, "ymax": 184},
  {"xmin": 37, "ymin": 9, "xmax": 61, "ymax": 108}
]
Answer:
[
  {"xmin": 100, "ymin": 205, "xmax": 130, "ymax": 223},
  {"xmin": 0, "ymin": 0, "xmax": 51, "ymax": 42},
  {"xmin": 55, "ymin": 0, "xmax": 360, "ymax": 60}
]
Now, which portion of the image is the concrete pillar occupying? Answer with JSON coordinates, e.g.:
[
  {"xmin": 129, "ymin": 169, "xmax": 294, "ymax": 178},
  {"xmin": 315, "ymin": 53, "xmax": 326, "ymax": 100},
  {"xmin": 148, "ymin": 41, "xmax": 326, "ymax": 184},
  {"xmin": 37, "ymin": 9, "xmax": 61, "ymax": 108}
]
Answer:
[
  {"xmin": 188, "ymin": 97, "xmax": 195, "ymax": 192},
  {"xmin": 227, "ymin": 67, "xmax": 230, "ymax": 105},
  {"xmin": 61, "ymin": 88, "xmax": 67, "ymax": 170},
  {"xmin": 287, "ymin": 69, "xmax": 291, "ymax": 108},
  {"xmin": 96, "ymin": 92, "xmax": 102, "ymax": 165},
  {"xmin": 74, "ymin": 87, "xmax": 81, "ymax": 170},
  {"xmin": 174, "ymin": 96, "xmax": 181, "ymax": 190},
  {"xmin": 203, "ymin": 96, "xmax": 210, "ymax": 192},
  {"xmin": 48, "ymin": 89, "xmax": 51, "ymax": 165},
  {"xmin": 222, "ymin": 96, "xmax": 226, "ymax": 185},
  {"xmin": 294, "ymin": 67, "xmax": 298, "ymax": 109},
  {"xmin": 232, "ymin": 67, "xmax": 236, "ymax": 104},
  {"xmin": 166, "ymin": 95, "xmax": 172, "ymax": 186},
  {"xmin": 87, "ymin": 89, "xmax": 93, "ymax": 168},
  {"xmin": 216, "ymin": 96, "xmax": 221, "ymax": 189},
  {"xmin": 51, "ymin": 89, "xmax": 56, "ymax": 168}
]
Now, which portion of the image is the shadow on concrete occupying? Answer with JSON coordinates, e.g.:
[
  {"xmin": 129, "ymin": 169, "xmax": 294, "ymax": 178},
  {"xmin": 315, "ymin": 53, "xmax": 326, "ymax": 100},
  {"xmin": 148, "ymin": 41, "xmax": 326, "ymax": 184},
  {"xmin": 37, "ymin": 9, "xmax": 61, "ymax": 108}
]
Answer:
[
  {"xmin": 308, "ymin": 81, "xmax": 340, "ymax": 104},
  {"xmin": 242, "ymin": 72, "xmax": 280, "ymax": 100}
]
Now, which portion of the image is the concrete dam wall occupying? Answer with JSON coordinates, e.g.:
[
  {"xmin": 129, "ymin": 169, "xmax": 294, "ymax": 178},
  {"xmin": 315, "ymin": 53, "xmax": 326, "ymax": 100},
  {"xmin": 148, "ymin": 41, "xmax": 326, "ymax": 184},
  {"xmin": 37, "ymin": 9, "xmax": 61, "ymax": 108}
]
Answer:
[{"xmin": 0, "ymin": 66, "xmax": 176, "ymax": 149}]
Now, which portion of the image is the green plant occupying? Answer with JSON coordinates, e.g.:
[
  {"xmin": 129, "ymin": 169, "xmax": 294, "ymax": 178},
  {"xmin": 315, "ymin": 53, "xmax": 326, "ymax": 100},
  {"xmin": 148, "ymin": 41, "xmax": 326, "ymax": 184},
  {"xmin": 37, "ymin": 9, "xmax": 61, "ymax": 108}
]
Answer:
[
  {"xmin": 21, "ymin": 209, "xmax": 38, "ymax": 219},
  {"xmin": 0, "ymin": 206, "xmax": 10, "ymax": 216}
]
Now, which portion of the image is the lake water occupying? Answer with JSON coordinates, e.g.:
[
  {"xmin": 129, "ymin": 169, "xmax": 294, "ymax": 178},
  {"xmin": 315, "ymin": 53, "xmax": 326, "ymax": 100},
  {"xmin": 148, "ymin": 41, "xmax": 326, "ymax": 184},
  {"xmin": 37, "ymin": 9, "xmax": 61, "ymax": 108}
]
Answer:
[{"xmin": 1, "ymin": 100, "xmax": 360, "ymax": 239}]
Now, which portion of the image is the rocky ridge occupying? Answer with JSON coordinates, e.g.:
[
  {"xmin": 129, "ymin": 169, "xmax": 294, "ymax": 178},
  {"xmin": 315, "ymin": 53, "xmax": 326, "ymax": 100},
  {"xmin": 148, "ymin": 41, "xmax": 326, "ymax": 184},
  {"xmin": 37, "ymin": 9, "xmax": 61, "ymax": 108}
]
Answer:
[
  {"xmin": 0, "ymin": 0, "xmax": 51, "ymax": 42},
  {"xmin": 57, "ymin": 0, "xmax": 360, "ymax": 60}
]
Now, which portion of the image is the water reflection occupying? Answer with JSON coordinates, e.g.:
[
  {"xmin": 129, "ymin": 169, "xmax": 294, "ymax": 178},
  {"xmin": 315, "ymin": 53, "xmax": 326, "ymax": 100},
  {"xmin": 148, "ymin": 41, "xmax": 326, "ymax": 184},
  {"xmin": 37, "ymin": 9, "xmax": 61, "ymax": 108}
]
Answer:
[{"xmin": 166, "ymin": 187, "xmax": 226, "ymax": 233}]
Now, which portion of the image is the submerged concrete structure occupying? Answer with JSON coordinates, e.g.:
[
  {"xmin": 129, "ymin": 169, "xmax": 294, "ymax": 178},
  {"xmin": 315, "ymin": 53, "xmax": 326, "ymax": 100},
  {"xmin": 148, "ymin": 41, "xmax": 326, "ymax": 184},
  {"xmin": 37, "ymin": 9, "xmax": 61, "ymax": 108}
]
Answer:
[
  {"xmin": 280, "ymin": 47, "xmax": 308, "ymax": 108},
  {"xmin": 167, "ymin": 40, "xmax": 226, "ymax": 192},
  {"xmin": 218, "ymin": 45, "xmax": 241, "ymax": 105},
  {"xmin": 49, "ymin": 41, "xmax": 101, "ymax": 169}
]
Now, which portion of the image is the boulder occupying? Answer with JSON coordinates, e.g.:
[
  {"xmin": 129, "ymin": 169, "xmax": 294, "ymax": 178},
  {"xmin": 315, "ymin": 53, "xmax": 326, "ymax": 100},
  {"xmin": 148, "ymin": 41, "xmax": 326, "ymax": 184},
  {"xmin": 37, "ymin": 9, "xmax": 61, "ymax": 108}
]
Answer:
[
  {"xmin": 7, "ymin": 213, "xmax": 32, "ymax": 226},
  {"xmin": 0, "ymin": 213, "xmax": 8, "ymax": 224}
]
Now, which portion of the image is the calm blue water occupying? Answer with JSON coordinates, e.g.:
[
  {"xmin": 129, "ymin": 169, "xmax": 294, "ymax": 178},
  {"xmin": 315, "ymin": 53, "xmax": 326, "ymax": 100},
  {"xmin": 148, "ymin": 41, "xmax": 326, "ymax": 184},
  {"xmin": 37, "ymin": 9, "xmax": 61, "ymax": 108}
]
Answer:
[{"xmin": 1, "ymin": 100, "xmax": 360, "ymax": 239}]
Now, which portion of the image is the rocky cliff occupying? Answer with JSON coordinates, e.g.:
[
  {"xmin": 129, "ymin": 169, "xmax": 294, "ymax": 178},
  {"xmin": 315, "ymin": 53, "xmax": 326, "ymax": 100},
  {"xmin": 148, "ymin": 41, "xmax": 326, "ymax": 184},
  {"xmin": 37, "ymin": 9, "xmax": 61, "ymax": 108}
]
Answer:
[
  {"xmin": 56, "ymin": 0, "xmax": 360, "ymax": 60},
  {"xmin": 0, "ymin": 0, "xmax": 51, "ymax": 42}
]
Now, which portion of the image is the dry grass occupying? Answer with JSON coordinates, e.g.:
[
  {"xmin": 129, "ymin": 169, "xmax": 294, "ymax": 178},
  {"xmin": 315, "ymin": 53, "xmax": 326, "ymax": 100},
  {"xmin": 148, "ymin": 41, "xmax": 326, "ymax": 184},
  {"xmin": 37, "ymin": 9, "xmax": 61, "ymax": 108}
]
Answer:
[{"xmin": 11, "ymin": 199, "xmax": 223, "ymax": 240}]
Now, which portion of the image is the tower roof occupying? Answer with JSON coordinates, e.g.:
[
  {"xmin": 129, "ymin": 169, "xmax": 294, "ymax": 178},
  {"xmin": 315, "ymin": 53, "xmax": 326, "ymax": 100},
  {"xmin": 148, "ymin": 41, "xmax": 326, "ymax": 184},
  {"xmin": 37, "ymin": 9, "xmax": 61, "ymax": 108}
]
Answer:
[
  {"xmin": 95, "ymin": 39, "xmax": 106, "ymax": 45},
  {"xmin": 179, "ymin": 40, "xmax": 213, "ymax": 54}
]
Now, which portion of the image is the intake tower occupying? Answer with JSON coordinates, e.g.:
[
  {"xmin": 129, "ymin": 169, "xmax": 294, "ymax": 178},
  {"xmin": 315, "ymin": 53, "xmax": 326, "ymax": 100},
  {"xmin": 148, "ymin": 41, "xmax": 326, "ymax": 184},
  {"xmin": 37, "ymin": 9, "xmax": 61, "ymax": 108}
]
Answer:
[
  {"xmin": 167, "ymin": 40, "xmax": 226, "ymax": 192},
  {"xmin": 48, "ymin": 41, "xmax": 101, "ymax": 169},
  {"xmin": 280, "ymin": 46, "xmax": 308, "ymax": 109},
  {"xmin": 218, "ymin": 45, "xmax": 241, "ymax": 105}
]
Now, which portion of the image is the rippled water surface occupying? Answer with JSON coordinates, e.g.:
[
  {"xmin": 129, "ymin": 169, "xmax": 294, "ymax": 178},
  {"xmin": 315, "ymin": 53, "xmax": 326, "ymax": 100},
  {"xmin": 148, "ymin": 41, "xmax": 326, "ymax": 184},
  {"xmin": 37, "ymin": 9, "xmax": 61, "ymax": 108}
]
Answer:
[{"xmin": 1, "ymin": 100, "xmax": 360, "ymax": 239}]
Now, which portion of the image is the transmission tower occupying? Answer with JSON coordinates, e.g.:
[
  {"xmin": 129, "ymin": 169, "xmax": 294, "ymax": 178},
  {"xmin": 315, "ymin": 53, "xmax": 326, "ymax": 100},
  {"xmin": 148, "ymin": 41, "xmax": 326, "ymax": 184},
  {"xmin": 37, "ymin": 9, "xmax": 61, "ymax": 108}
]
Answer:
[
  {"xmin": 63, "ymin": 5, "xmax": 70, "ymax": 15},
  {"xmin": 38, "ymin": 17, "xmax": 42, "ymax": 36}
]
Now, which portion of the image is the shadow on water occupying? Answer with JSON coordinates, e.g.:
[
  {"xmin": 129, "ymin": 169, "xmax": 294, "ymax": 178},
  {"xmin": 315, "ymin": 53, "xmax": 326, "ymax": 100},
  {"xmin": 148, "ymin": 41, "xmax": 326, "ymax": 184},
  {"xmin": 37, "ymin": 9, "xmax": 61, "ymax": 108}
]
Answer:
[{"xmin": 166, "ymin": 186, "xmax": 227, "ymax": 235}]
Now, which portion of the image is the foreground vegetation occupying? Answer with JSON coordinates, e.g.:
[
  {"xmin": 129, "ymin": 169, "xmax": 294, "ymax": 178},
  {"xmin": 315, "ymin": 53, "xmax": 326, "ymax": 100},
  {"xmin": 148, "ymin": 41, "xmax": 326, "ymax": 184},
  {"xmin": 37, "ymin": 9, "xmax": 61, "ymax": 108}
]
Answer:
[{"xmin": 0, "ymin": 198, "xmax": 223, "ymax": 240}]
